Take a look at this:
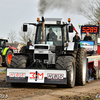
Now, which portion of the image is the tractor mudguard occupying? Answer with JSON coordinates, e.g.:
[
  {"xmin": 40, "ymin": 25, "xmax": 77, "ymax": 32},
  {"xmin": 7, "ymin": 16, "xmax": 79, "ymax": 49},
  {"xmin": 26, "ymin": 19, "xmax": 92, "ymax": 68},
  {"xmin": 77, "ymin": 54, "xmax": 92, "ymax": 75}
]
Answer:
[{"xmin": 2, "ymin": 47, "xmax": 8, "ymax": 56}]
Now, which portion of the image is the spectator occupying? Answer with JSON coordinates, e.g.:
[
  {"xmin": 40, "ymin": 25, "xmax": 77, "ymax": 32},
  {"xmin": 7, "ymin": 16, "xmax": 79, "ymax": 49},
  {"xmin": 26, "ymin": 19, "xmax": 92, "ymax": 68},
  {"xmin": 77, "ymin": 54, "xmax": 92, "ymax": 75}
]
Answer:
[
  {"xmin": 73, "ymin": 32, "xmax": 80, "ymax": 42},
  {"xmin": 84, "ymin": 32, "xmax": 92, "ymax": 41}
]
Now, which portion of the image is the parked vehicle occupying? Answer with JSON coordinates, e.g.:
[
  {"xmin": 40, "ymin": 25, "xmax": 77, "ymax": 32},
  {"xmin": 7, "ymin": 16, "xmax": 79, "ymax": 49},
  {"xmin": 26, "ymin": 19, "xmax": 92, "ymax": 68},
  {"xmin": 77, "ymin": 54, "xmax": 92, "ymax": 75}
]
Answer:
[{"xmin": 0, "ymin": 38, "xmax": 13, "ymax": 67}]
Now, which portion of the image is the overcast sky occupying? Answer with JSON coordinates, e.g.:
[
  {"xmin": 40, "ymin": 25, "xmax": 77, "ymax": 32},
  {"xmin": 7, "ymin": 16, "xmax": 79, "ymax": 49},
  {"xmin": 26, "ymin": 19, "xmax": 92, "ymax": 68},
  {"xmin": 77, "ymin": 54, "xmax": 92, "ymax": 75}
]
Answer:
[{"xmin": 0, "ymin": 0, "xmax": 89, "ymax": 41}]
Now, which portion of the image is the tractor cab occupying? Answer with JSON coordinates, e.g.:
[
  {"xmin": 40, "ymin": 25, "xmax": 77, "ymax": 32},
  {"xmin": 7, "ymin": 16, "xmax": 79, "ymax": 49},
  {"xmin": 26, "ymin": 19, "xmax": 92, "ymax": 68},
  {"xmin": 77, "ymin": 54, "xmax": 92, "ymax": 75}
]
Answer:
[
  {"xmin": 80, "ymin": 25, "xmax": 99, "ymax": 56},
  {"xmin": 23, "ymin": 17, "xmax": 73, "ymax": 49},
  {"xmin": 35, "ymin": 25, "xmax": 63, "ymax": 46},
  {"xmin": 0, "ymin": 38, "xmax": 8, "ymax": 54},
  {"xmin": 0, "ymin": 38, "xmax": 8, "ymax": 47}
]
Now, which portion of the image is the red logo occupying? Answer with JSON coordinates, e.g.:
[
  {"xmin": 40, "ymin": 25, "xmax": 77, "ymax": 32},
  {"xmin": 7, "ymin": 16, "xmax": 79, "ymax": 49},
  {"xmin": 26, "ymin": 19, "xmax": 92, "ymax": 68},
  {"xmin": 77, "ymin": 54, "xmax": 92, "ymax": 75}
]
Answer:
[
  {"xmin": 9, "ymin": 72, "xmax": 26, "ymax": 77},
  {"xmin": 15, "ymin": 73, "xmax": 20, "ymax": 77},
  {"xmin": 29, "ymin": 72, "xmax": 44, "ymax": 80},
  {"xmin": 21, "ymin": 73, "xmax": 26, "ymax": 77},
  {"xmin": 10, "ymin": 73, "xmax": 14, "ymax": 77}
]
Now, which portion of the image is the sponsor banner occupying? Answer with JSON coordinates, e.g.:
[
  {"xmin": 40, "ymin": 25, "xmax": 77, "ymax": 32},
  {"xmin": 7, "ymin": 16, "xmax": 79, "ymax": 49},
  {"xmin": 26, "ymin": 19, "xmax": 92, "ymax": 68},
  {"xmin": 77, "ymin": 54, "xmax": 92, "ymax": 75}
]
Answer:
[
  {"xmin": 7, "ymin": 69, "xmax": 28, "ymax": 76},
  {"xmin": 6, "ymin": 69, "xmax": 28, "ymax": 82},
  {"xmin": 80, "ymin": 41, "xmax": 94, "ymax": 46},
  {"xmin": 45, "ymin": 72, "xmax": 67, "ymax": 84},
  {"xmin": 7, "ymin": 68, "xmax": 67, "ymax": 84},
  {"xmin": 28, "ymin": 70, "xmax": 44, "ymax": 83},
  {"xmin": 80, "ymin": 41, "xmax": 95, "ymax": 51}
]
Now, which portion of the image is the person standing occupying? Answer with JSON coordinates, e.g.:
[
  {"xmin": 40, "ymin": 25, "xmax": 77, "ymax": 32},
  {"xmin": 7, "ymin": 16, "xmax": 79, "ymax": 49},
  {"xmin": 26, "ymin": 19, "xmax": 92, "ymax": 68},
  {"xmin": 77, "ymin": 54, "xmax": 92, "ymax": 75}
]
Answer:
[
  {"xmin": 84, "ymin": 32, "xmax": 92, "ymax": 41},
  {"xmin": 73, "ymin": 32, "xmax": 80, "ymax": 42}
]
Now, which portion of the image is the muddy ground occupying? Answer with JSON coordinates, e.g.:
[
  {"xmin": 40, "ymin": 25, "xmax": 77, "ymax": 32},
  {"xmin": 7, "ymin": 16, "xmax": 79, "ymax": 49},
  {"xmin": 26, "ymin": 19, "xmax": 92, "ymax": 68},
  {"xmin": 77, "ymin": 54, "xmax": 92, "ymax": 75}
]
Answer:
[{"xmin": 0, "ymin": 72, "xmax": 100, "ymax": 100}]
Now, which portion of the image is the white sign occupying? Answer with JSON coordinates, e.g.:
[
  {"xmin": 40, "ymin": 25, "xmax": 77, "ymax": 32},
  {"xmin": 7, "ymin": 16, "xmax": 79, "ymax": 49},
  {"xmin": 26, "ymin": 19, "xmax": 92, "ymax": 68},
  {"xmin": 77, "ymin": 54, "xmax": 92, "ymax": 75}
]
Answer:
[{"xmin": 28, "ymin": 70, "xmax": 44, "ymax": 83}]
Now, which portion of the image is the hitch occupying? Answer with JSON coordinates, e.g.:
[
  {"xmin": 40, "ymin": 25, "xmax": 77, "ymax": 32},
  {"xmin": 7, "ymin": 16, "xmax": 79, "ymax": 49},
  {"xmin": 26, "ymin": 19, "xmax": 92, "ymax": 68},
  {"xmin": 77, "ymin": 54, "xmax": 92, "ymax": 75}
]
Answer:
[{"xmin": 27, "ymin": 60, "xmax": 46, "ymax": 69}]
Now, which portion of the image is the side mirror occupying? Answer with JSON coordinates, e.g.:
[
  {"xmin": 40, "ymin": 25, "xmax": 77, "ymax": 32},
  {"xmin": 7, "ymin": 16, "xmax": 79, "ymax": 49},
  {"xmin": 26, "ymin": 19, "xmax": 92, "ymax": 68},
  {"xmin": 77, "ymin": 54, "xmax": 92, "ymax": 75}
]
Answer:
[
  {"xmin": 23, "ymin": 24, "xmax": 27, "ymax": 32},
  {"xmin": 69, "ymin": 25, "xmax": 73, "ymax": 32}
]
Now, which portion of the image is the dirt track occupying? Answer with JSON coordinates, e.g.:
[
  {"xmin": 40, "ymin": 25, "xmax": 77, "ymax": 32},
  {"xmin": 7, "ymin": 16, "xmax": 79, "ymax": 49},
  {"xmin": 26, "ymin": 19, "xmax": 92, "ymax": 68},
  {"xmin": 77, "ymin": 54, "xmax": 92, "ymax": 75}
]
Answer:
[{"xmin": 0, "ymin": 73, "xmax": 100, "ymax": 100}]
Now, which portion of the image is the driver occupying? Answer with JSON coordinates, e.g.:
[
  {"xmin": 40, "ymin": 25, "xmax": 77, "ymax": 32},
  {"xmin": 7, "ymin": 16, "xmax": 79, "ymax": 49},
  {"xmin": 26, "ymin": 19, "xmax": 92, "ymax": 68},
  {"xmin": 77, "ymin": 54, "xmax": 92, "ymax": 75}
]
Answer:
[{"xmin": 47, "ymin": 28, "xmax": 57, "ymax": 41}]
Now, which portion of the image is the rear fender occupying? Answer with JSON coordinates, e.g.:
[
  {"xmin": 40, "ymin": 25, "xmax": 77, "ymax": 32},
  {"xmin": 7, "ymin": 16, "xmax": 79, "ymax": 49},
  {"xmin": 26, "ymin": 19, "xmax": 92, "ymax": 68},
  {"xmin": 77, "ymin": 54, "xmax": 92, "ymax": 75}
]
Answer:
[
  {"xmin": 6, "ymin": 49, "xmax": 14, "ymax": 56},
  {"xmin": 2, "ymin": 47, "xmax": 8, "ymax": 56}
]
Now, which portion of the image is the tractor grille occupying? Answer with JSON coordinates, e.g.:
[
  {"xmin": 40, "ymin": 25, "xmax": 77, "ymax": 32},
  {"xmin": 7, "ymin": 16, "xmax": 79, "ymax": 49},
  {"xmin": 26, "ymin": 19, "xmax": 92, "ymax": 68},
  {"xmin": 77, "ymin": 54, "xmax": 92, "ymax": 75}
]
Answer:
[
  {"xmin": 35, "ymin": 46, "xmax": 48, "ymax": 49},
  {"xmin": 35, "ymin": 54, "xmax": 48, "ymax": 59}
]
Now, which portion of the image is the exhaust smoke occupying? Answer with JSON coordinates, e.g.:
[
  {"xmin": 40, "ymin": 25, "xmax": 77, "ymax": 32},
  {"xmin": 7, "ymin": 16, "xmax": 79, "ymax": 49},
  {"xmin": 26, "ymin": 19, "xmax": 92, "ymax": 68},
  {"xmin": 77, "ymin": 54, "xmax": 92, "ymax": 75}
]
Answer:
[{"xmin": 38, "ymin": 0, "xmax": 86, "ymax": 16}]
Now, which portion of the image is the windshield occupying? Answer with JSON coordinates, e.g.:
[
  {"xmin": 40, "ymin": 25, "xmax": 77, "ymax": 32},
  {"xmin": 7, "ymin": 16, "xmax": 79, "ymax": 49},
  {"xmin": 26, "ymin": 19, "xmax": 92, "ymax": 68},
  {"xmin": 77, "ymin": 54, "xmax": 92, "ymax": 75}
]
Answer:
[
  {"xmin": 0, "ymin": 40, "xmax": 5, "ymax": 47},
  {"xmin": 35, "ymin": 25, "xmax": 62, "ymax": 46}
]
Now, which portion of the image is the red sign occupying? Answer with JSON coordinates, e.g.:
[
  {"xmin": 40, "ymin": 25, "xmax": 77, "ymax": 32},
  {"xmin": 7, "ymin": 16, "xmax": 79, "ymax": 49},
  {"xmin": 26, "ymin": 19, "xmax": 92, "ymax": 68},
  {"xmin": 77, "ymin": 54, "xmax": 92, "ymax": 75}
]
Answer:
[
  {"xmin": 29, "ymin": 72, "xmax": 44, "ymax": 80},
  {"xmin": 81, "ymin": 26, "xmax": 99, "ymax": 34},
  {"xmin": 21, "ymin": 73, "xmax": 26, "ymax": 77},
  {"xmin": 9, "ymin": 72, "xmax": 26, "ymax": 77},
  {"xmin": 10, "ymin": 73, "xmax": 14, "ymax": 77},
  {"xmin": 15, "ymin": 73, "xmax": 20, "ymax": 77}
]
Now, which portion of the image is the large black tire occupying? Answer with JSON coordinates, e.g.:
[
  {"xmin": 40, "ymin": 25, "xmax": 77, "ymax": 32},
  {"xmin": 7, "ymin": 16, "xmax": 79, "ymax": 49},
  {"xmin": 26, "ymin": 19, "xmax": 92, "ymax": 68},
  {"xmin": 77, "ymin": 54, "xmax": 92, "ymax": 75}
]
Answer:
[
  {"xmin": 10, "ymin": 56, "xmax": 19, "ymax": 68},
  {"xmin": 10, "ymin": 55, "xmax": 28, "ymax": 68},
  {"xmin": 20, "ymin": 46, "xmax": 27, "ymax": 53},
  {"xmin": 20, "ymin": 46, "xmax": 33, "ymax": 65},
  {"xmin": 0, "ymin": 55, "xmax": 2, "ymax": 66},
  {"xmin": 3, "ymin": 50, "xmax": 13, "ymax": 67},
  {"xmin": 17, "ymin": 56, "xmax": 28, "ymax": 68},
  {"xmin": 56, "ymin": 56, "xmax": 76, "ymax": 88},
  {"xmin": 76, "ymin": 48, "xmax": 87, "ymax": 85}
]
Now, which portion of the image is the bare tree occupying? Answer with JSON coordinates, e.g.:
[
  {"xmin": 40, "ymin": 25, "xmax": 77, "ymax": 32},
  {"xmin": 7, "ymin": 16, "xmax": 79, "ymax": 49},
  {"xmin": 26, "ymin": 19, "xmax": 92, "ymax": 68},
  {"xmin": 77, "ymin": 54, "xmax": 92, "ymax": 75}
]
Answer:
[
  {"xmin": 78, "ymin": 0, "xmax": 100, "ymax": 39},
  {"xmin": 78, "ymin": 0, "xmax": 100, "ymax": 24},
  {"xmin": 19, "ymin": 27, "xmax": 34, "ymax": 44},
  {"xmin": 8, "ymin": 30, "xmax": 16, "ymax": 43}
]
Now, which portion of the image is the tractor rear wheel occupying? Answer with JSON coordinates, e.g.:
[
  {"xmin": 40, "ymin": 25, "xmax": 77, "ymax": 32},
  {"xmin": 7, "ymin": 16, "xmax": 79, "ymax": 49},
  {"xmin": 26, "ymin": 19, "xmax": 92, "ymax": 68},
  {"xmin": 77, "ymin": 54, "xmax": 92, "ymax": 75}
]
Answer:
[
  {"xmin": 76, "ymin": 48, "xmax": 87, "ymax": 85},
  {"xmin": 20, "ymin": 46, "xmax": 27, "ymax": 53},
  {"xmin": 56, "ymin": 56, "xmax": 76, "ymax": 88},
  {"xmin": 3, "ymin": 50, "xmax": 13, "ymax": 67}
]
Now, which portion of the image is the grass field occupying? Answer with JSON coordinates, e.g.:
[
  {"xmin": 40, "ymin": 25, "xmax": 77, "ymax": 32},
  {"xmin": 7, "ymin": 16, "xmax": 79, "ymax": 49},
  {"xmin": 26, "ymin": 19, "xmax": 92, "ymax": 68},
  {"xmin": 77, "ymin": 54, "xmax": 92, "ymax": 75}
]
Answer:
[
  {"xmin": 0, "ymin": 70, "xmax": 6, "ymax": 73},
  {"xmin": 0, "ymin": 68, "xmax": 6, "ymax": 73}
]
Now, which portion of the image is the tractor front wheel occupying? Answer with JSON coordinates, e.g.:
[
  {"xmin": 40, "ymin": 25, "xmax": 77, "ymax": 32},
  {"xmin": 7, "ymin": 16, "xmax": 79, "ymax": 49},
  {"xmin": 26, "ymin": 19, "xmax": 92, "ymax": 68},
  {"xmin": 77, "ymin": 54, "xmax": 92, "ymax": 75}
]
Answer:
[
  {"xmin": 3, "ymin": 50, "xmax": 13, "ymax": 67},
  {"xmin": 10, "ymin": 55, "xmax": 28, "ymax": 68}
]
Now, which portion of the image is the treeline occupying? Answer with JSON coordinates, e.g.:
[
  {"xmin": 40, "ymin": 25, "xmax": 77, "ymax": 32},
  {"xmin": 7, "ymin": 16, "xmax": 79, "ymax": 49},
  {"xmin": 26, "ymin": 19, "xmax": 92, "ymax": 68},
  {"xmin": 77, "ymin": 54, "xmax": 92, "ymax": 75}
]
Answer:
[{"xmin": 8, "ymin": 27, "xmax": 35, "ymax": 44}]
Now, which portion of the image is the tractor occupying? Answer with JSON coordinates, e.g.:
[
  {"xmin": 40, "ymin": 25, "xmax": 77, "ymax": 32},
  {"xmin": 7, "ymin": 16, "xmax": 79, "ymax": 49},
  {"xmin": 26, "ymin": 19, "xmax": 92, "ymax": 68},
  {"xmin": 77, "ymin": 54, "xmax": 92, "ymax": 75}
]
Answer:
[
  {"xmin": 0, "ymin": 38, "xmax": 13, "ymax": 67},
  {"xmin": 6, "ymin": 17, "xmax": 100, "ymax": 88}
]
